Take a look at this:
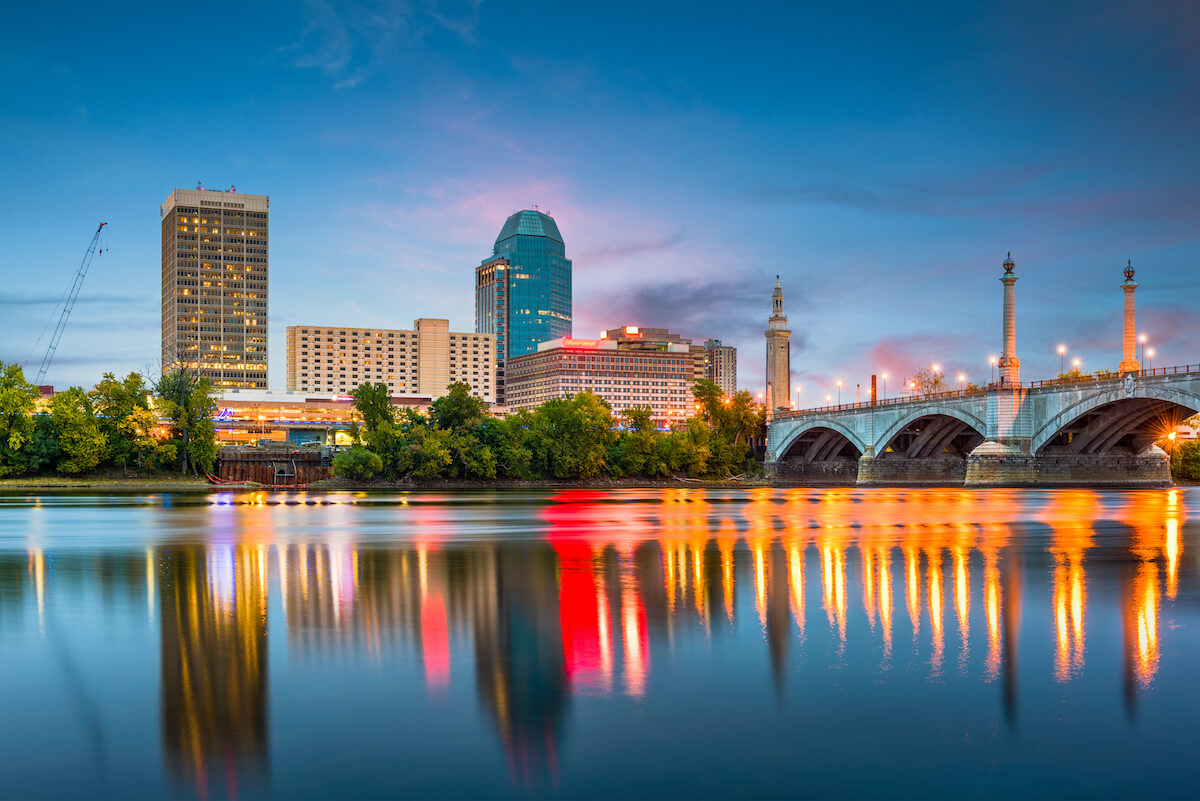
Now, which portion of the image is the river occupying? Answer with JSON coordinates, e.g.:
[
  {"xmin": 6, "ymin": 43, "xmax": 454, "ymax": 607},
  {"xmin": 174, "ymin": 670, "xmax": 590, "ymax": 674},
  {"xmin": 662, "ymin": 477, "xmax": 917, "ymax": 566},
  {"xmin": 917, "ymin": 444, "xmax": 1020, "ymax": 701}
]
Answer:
[{"xmin": 0, "ymin": 487, "xmax": 1196, "ymax": 799}]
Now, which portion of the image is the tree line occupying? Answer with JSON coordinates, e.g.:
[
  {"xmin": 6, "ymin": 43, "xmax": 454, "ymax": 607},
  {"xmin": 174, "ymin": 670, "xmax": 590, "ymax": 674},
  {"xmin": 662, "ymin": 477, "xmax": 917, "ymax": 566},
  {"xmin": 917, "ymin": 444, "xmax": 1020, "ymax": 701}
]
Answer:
[
  {"xmin": 0, "ymin": 361, "xmax": 218, "ymax": 477},
  {"xmin": 335, "ymin": 379, "xmax": 765, "ymax": 482}
]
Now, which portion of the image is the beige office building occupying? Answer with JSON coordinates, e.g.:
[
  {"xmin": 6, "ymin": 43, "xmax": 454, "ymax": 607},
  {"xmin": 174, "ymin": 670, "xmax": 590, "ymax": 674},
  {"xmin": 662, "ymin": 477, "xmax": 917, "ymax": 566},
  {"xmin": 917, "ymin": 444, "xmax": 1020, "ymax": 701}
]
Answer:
[
  {"xmin": 161, "ymin": 187, "xmax": 269, "ymax": 388},
  {"xmin": 285, "ymin": 319, "xmax": 495, "ymax": 402}
]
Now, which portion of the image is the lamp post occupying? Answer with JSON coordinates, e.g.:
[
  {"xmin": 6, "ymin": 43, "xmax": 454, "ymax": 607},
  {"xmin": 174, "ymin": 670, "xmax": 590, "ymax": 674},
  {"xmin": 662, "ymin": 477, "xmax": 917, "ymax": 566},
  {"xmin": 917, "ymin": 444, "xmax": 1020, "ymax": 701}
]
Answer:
[
  {"xmin": 989, "ymin": 356, "xmax": 997, "ymax": 384},
  {"xmin": 957, "ymin": 373, "xmax": 966, "ymax": 393},
  {"xmin": 836, "ymin": 379, "xmax": 842, "ymax": 406},
  {"xmin": 795, "ymin": 385, "xmax": 802, "ymax": 410},
  {"xmin": 1147, "ymin": 348, "xmax": 1155, "ymax": 370},
  {"xmin": 881, "ymin": 372, "xmax": 888, "ymax": 400},
  {"xmin": 1139, "ymin": 334, "xmax": 1147, "ymax": 364},
  {"xmin": 1071, "ymin": 357, "xmax": 1081, "ymax": 375},
  {"xmin": 1058, "ymin": 344, "xmax": 1066, "ymax": 374},
  {"xmin": 825, "ymin": 394, "xmax": 832, "ymax": 406}
]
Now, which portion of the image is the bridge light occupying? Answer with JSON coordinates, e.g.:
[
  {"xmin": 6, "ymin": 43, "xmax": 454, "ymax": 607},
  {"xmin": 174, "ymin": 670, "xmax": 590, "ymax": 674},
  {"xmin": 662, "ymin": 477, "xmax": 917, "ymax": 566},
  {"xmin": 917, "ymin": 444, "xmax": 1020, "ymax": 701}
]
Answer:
[{"xmin": 931, "ymin": 364, "xmax": 941, "ymax": 373}]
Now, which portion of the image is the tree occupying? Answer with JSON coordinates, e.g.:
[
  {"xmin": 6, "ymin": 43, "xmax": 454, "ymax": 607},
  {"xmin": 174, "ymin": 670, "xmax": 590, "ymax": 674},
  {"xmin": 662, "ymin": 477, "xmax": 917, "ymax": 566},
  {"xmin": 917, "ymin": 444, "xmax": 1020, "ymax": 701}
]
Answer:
[
  {"xmin": 91, "ymin": 372, "xmax": 163, "ymax": 473},
  {"xmin": 333, "ymin": 447, "xmax": 383, "ymax": 480},
  {"xmin": 430, "ymin": 382, "xmax": 489, "ymax": 431},
  {"xmin": 352, "ymin": 382, "xmax": 395, "ymax": 435},
  {"xmin": 154, "ymin": 370, "xmax": 217, "ymax": 474},
  {"xmin": 529, "ymin": 392, "xmax": 616, "ymax": 478},
  {"xmin": 0, "ymin": 361, "xmax": 39, "ymax": 477},
  {"xmin": 48, "ymin": 387, "xmax": 107, "ymax": 474},
  {"xmin": 911, "ymin": 367, "xmax": 948, "ymax": 398}
]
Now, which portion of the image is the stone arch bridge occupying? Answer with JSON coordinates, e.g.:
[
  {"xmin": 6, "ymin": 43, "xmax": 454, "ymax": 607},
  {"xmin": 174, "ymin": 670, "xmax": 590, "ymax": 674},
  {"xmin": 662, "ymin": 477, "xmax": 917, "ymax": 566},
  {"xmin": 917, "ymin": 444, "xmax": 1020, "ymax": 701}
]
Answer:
[{"xmin": 766, "ymin": 367, "xmax": 1200, "ymax": 487}]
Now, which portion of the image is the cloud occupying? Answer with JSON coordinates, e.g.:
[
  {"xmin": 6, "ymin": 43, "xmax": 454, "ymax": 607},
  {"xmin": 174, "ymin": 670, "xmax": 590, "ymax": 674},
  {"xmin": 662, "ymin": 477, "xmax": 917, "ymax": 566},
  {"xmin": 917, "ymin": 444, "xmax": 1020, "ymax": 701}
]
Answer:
[
  {"xmin": 0, "ymin": 292, "xmax": 144, "ymax": 307},
  {"xmin": 577, "ymin": 231, "xmax": 686, "ymax": 265},
  {"xmin": 280, "ymin": 0, "xmax": 482, "ymax": 89}
]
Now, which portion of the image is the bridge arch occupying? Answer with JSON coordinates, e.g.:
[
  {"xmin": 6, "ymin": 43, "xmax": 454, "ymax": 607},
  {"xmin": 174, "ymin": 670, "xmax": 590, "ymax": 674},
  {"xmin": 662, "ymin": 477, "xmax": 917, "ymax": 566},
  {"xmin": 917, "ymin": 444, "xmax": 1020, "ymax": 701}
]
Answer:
[
  {"xmin": 774, "ymin": 417, "xmax": 867, "ymax": 463},
  {"xmin": 1032, "ymin": 384, "xmax": 1200, "ymax": 455},
  {"xmin": 873, "ymin": 406, "xmax": 988, "ymax": 457}
]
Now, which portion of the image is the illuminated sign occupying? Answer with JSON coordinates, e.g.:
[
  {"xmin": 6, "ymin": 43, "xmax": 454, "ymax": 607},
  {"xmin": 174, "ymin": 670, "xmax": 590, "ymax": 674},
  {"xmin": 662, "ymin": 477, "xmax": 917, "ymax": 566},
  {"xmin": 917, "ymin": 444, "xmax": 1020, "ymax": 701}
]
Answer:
[
  {"xmin": 624, "ymin": 326, "xmax": 640, "ymax": 335},
  {"xmin": 213, "ymin": 407, "xmax": 235, "ymax": 422},
  {"xmin": 562, "ymin": 338, "xmax": 599, "ymax": 349}
]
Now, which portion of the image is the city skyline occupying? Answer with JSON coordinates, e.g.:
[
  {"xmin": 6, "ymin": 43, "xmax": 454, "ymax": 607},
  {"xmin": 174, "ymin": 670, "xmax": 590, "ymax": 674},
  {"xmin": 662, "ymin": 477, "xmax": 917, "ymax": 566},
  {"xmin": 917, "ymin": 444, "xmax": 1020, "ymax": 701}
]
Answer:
[{"xmin": 2, "ymin": 2, "xmax": 1198, "ymax": 397}]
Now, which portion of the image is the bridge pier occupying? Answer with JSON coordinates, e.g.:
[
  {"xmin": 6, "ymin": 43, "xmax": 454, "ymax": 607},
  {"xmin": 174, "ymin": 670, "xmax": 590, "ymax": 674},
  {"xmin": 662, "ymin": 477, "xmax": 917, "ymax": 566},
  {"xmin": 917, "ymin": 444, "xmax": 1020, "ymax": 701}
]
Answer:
[
  {"xmin": 856, "ymin": 456, "xmax": 966, "ymax": 486},
  {"xmin": 965, "ymin": 446, "xmax": 1171, "ymax": 488}
]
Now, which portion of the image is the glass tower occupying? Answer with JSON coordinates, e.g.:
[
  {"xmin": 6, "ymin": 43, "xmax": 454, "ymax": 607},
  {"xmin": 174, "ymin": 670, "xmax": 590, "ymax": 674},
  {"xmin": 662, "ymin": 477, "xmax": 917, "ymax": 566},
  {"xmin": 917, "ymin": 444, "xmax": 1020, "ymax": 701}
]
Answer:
[{"xmin": 475, "ymin": 210, "xmax": 572, "ymax": 402}]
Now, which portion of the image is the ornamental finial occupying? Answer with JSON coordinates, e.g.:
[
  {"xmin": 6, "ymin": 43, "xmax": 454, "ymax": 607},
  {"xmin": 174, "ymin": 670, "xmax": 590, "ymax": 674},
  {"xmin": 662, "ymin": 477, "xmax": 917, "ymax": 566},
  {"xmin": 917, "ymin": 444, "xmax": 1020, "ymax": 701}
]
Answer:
[
  {"xmin": 1002, "ymin": 252, "xmax": 1015, "ymax": 274},
  {"xmin": 1123, "ymin": 259, "xmax": 1136, "ymax": 281}
]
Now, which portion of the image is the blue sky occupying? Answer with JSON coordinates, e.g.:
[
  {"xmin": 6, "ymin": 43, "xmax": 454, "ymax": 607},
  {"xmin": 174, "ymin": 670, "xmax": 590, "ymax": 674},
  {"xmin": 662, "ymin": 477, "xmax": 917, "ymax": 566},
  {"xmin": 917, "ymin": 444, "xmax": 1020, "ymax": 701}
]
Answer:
[{"xmin": 2, "ymin": 0, "xmax": 1197, "ymax": 398}]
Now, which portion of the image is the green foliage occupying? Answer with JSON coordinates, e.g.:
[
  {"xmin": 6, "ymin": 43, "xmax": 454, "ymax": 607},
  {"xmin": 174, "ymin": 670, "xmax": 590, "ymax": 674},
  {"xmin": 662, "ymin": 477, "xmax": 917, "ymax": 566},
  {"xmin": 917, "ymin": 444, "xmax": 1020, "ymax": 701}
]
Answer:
[
  {"xmin": 1171, "ymin": 439, "xmax": 1200, "ymax": 481},
  {"xmin": 0, "ymin": 361, "xmax": 39, "ymax": 477},
  {"xmin": 48, "ymin": 387, "xmax": 107, "ymax": 474},
  {"xmin": 327, "ymin": 383, "xmax": 765, "ymax": 483},
  {"xmin": 333, "ymin": 447, "xmax": 383, "ymax": 480},
  {"xmin": 352, "ymin": 382, "xmax": 395, "ymax": 435},
  {"xmin": 154, "ymin": 370, "xmax": 217, "ymax": 474},
  {"xmin": 431, "ymin": 382, "xmax": 489, "ymax": 431},
  {"xmin": 91, "ymin": 372, "xmax": 166, "ymax": 472}
]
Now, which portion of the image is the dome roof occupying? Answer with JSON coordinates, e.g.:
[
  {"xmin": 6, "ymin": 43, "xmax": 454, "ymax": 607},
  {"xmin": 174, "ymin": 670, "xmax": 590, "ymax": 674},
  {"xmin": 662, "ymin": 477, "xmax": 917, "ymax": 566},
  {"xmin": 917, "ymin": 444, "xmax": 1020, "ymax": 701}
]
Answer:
[{"xmin": 495, "ymin": 210, "xmax": 563, "ymax": 245}]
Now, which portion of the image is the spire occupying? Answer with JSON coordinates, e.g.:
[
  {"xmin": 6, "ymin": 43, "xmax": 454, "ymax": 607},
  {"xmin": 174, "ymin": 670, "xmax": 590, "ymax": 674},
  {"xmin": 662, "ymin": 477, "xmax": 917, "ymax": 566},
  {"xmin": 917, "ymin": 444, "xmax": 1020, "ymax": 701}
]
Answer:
[{"xmin": 769, "ymin": 276, "xmax": 787, "ymax": 327}]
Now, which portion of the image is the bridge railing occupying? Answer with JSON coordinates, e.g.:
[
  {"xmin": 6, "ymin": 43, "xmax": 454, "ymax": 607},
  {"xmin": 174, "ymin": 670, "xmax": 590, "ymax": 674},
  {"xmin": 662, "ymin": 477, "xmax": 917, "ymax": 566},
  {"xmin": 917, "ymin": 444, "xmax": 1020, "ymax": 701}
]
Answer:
[
  {"xmin": 773, "ymin": 363, "xmax": 1200, "ymax": 421},
  {"xmin": 1027, "ymin": 363, "xmax": 1200, "ymax": 388}
]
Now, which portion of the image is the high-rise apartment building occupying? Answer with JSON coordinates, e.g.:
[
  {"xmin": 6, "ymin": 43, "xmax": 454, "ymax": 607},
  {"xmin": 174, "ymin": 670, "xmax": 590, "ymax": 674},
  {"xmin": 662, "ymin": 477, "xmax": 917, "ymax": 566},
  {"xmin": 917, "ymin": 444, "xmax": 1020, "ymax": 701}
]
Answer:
[
  {"xmin": 161, "ymin": 187, "xmax": 269, "ymax": 388},
  {"xmin": 765, "ymin": 276, "xmax": 791, "ymax": 410},
  {"xmin": 704, "ymin": 339, "xmax": 737, "ymax": 396},
  {"xmin": 475, "ymin": 210, "xmax": 572, "ymax": 403},
  {"xmin": 285, "ymin": 319, "xmax": 494, "ymax": 402}
]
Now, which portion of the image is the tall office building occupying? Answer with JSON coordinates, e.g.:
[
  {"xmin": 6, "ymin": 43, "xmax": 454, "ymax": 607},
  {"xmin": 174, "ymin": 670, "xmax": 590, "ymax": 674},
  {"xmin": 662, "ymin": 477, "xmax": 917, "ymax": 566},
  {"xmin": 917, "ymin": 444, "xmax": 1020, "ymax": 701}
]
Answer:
[
  {"xmin": 475, "ymin": 210, "xmax": 572, "ymax": 403},
  {"xmin": 765, "ymin": 276, "xmax": 791, "ymax": 410},
  {"xmin": 704, "ymin": 339, "xmax": 737, "ymax": 396},
  {"xmin": 161, "ymin": 187, "xmax": 269, "ymax": 389}
]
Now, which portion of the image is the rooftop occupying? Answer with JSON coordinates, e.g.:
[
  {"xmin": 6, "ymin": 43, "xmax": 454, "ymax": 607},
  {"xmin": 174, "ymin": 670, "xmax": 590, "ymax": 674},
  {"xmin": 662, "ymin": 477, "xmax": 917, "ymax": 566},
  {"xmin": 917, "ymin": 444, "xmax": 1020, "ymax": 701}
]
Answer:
[{"xmin": 495, "ymin": 209, "xmax": 563, "ymax": 245}]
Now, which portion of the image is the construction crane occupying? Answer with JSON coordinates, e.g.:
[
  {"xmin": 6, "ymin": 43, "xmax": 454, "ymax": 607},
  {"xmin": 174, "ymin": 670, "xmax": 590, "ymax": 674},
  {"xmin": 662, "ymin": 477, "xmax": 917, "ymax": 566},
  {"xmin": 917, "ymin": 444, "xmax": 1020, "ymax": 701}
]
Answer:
[{"xmin": 35, "ymin": 222, "xmax": 107, "ymax": 385}]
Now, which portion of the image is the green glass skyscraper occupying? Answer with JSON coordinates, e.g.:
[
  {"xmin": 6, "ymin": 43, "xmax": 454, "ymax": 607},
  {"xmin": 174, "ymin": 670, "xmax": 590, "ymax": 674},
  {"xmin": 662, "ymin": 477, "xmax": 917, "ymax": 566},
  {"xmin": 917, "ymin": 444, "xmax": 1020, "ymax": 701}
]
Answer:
[{"xmin": 475, "ymin": 210, "xmax": 572, "ymax": 403}]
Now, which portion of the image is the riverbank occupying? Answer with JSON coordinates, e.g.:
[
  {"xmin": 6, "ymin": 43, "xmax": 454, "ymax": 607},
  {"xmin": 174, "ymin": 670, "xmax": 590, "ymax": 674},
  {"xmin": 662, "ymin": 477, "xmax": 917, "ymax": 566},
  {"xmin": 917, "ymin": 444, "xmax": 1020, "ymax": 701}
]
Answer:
[{"xmin": 0, "ymin": 473, "xmax": 771, "ymax": 491}]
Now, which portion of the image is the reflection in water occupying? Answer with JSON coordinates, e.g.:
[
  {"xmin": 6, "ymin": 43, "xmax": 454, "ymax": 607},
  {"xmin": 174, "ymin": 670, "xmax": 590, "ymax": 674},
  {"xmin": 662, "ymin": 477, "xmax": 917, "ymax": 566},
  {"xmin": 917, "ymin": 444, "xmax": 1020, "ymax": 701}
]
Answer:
[{"xmin": 3, "ymin": 488, "xmax": 1195, "ymax": 795}]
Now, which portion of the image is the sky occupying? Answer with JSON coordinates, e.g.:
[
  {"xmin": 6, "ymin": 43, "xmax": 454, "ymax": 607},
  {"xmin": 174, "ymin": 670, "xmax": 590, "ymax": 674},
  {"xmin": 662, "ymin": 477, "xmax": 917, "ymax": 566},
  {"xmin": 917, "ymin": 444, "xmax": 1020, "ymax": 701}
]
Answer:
[{"xmin": 2, "ymin": 0, "xmax": 1198, "ymax": 401}]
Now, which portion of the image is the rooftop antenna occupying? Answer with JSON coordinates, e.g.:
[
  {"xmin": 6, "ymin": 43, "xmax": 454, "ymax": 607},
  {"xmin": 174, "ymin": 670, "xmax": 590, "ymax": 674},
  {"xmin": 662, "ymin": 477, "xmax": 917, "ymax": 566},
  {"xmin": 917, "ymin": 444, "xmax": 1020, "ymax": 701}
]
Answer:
[{"xmin": 196, "ymin": 179, "xmax": 203, "ymax": 190}]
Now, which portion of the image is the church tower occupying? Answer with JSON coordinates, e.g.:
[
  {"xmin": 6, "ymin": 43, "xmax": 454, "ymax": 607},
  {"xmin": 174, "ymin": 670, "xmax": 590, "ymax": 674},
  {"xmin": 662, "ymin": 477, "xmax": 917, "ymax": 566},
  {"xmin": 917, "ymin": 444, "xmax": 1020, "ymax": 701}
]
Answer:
[{"xmin": 765, "ymin": 276, "xmax": 791, "ymax": 410}]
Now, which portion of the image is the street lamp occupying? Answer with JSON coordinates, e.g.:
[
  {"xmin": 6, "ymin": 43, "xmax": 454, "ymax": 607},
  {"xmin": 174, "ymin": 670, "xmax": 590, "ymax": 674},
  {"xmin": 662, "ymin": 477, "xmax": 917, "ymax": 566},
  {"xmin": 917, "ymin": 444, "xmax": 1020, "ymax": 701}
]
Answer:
[
  {"xmin": 1139, "ymin": 333, "xmax": 1147, "ymax": 364},
  {"xmin": 1071, "ymin": 357, "xmax": 1081, "ymax": 374},
  {"xmin": 835, "ymin": 379, "xmax": 842, "ymax": 405},
  {"xmin": 957, "ymin": 373, "xmax": 966, "ymax": 392},
  {"xmin": 1147, "ymin": 347, "xmax": 1155, "ymax": 370},
  {"xmin": 825, "ymin": 394, "xmax": 832, "ymax": 406},
  {"xmin": 881, "ymin": 372, "xmax": 888, "ymax": 400},
  {"xmin": 1058, "ymin": 344, "xmax": 1066, "ymax": 374},
  {"xmin": 795, "ymin": 384, "xmax": 802, "ymax": 410},
  {"xmin": 989, "ymin": 355, "xmax": 997, "ymax": 384}
]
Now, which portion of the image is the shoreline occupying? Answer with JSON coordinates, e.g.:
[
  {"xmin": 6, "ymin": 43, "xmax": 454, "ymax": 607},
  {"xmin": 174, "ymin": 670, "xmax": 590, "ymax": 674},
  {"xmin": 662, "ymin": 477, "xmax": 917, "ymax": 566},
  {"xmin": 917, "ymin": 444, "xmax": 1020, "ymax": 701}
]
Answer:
[{"xmin": 0, "ymin": 475, "xmax": 1195, "ymax": 492}]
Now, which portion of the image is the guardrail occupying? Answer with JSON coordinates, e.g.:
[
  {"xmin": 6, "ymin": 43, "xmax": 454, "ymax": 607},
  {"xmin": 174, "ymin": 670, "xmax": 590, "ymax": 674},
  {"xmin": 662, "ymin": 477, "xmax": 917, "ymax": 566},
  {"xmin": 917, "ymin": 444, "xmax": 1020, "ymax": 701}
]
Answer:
[{"xmin": 772, "ymin": 364, "xmax": 1200, "ymax": 421}]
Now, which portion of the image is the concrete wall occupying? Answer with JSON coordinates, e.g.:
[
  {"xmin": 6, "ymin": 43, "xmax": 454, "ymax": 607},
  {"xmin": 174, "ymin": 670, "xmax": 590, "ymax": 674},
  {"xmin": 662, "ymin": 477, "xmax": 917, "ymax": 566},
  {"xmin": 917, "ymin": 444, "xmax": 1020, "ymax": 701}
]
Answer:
[
  {"xmin": 857, "ymin": 456, "xmax": 967, "ymax": 486},
  {"xmin": 767, "ymin": 459, "xmax": 859, "ymax": 486},
  {"xmin": 965, "ymin": 449, "xmax": 1171, "ymax": 488}
]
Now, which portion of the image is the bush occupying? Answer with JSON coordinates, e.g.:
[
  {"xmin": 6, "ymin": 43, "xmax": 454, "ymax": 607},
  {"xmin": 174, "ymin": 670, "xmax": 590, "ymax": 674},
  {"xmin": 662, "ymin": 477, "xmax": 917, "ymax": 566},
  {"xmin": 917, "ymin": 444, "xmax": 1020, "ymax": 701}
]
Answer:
[
  {"xmin": 333, "ymin": 447, "xmax": 383, "ymax": 480},
  {"xmin": 1171, "ymin": 440, "xmax": 1200, "ymax": 481}
]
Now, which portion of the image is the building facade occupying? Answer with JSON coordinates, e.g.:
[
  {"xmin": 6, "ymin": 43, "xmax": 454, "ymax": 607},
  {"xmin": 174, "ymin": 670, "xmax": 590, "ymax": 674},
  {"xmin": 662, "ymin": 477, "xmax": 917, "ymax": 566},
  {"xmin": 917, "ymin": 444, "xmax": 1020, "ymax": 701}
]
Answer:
[
  {"xmin": 505, "ymin": 337, "xmax": 692, "ymax": 426},
  {"xmin": 704, "ymin": 339, "xmax": 738, "ymax": 396},
  {"xmin": 475, "ymin": 210, "xmax": 572, "ymax": 403},
  {"xmin": 285, "ymin": 319, "xmax": 495, "ymax": 402},
  {"xmin": 210, "ymin": 390, "xmax": 432, "ymax": 446},
  {"xmin": 765, "ymin": 276, "xmax": 791, "ymax": 410},
  {"xmin": 161, "ymin": 187, "xmax": 269, "ymax": 388},
  {"xmin": 600, "ymin": 325, "xmax": 707, "ymax": 389}
]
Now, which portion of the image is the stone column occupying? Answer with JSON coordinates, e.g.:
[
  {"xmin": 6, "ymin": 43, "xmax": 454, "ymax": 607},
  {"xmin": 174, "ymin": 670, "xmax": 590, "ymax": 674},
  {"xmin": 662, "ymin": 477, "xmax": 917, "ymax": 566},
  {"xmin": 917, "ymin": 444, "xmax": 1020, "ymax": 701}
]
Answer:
[
  {"xmin": 1119, "ymin": 260, "xmax": 1140, "ymax": 374},
  {"xmin": 998, "ymin": 253, "xmax": 1020, "ymax": 385}
]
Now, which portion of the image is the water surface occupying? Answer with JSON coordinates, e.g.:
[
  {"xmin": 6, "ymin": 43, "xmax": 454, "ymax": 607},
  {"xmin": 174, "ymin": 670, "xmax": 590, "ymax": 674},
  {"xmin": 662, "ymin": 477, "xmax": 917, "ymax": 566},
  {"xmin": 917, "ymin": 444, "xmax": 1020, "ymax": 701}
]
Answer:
[{"xmin": 0, "ymin": 488, "xmax": 1196, "ymax": 800}]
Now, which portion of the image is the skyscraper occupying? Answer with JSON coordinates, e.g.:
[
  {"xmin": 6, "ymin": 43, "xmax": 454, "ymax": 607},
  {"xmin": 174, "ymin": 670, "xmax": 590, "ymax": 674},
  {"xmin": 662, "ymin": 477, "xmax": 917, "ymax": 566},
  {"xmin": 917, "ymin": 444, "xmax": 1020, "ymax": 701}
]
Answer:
[
  {"xmin": 161, "ymin": 187, "xmax": 269, "ymax": 389},
  {"xmin": 765, "ymin": 276, "xmax": 791, "ymax": 410},
  {"xmin": 704, "ymin": 339, "xmax": 738, "ymax": 396},
  {"xmin": 475, "ymin": 210, "xmax": 572, "ymax": 403}
]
